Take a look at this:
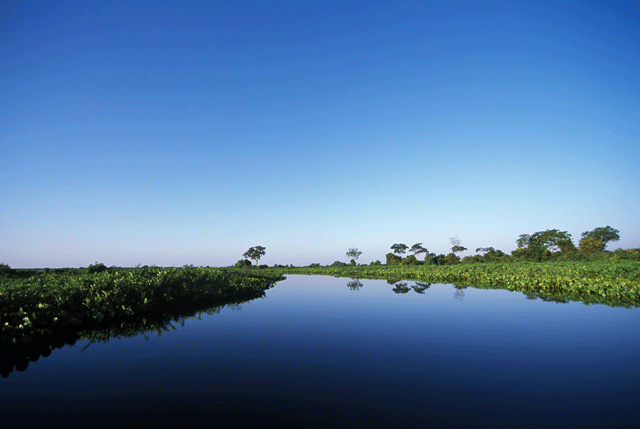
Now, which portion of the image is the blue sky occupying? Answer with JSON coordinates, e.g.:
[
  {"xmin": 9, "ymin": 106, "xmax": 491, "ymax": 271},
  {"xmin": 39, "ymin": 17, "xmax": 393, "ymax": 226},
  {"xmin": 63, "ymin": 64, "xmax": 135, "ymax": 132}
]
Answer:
[{"xmin": 2, "ymin": 0, "xmax": 638, "ymax": 268}]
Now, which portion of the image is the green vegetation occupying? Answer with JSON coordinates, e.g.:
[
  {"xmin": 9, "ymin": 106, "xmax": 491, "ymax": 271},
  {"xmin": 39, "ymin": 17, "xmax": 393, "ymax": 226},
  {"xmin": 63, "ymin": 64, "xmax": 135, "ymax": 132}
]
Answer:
[
  {"xmin": 267, "ymin": 259, "xmax": 640, "ymax": 307},
  {"xmin": 346, "ymin": 248, "xmax": 362, "ymax": 265},
  {"xmin": 243, "ymin": 246, "xmax": 266, "ymax": 266},
  {"xmin": 0, "ymin": 265, "xmax": 284, "ymax": 377}
]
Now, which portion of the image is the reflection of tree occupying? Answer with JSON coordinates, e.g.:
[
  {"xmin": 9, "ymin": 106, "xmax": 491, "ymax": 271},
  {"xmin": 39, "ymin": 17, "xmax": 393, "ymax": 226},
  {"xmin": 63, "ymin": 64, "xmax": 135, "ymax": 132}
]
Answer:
[
  {"xmin": 454, "ymin": 286, "xmax": 465, "ymax": 300},
  {"xmin": 392, "ymin": 282, "xmax": 411, "ymax": 294},
  {"xmin": 347, "ymin": 279, "xmax": 363, "ymax": 291},
  {"xmin": 523, "ymin": 293, "xmax": 568, "ymax": 304},
  {"xmin": 412, "ymin": 282, "xmax": 431, "ymax": 294}
]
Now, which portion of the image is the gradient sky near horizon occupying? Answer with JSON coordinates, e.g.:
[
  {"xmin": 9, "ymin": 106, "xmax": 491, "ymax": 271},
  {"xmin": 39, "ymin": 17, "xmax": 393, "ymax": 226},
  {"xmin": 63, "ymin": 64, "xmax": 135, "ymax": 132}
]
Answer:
[{"xmin": 2, "ymin": 0, "xmax": 639, "ymax": 268}]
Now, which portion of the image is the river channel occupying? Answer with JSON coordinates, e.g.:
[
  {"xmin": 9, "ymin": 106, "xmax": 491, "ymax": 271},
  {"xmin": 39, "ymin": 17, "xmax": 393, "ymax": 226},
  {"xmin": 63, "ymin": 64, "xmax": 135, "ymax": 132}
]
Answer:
[{"xmin": 2, "ymin": 275, "xmax": 639, "ymax": 428}]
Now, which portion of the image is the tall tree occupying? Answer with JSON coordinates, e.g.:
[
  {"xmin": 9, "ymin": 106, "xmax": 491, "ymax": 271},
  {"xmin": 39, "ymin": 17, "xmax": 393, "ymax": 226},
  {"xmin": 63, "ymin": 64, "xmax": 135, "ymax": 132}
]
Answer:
[
  {"xmin": 581, "ymin": 226, "xmax": 620, "ymax": 249},
  {"xmin": 517, "ymin": 229, "xmax": 573, "ymax": 252},
  {"xmin": 450, "ymin": 237, "xmax": 467, "ymax": 254},
  {"xmin": 390, "ymin": 243, "xmax": 408, "ymax": 255},
  {"xmin": 243, "ymin": 246, "xmax": 266, "ymax": 266},
  {"xmin": 579, "ymin": 237, "xmax": 605, "ymax": 255},
  {"xmin": 346, "ymin": 248, "xmax": 362, "ymax": 264},
  {"xmin": 410, "ymin": 243, "xmax": 428, "ymax": 258}
]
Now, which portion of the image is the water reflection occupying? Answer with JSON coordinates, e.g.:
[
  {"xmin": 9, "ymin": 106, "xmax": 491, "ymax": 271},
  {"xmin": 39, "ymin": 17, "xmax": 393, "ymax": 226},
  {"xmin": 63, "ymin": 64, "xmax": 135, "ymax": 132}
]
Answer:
[
  {"xmin": 347, "ymin": 279, "xmax": 363, "ymax": 291},
  {"xmin": 392, "ymin": 282, "xmax": 411, "ymax": 294},
  {"xmin": 3, "ymin": 275, "xmax": 640, "ymax": 429},
  {"xmin": 348, "ymin": 279, "xmax": 433, "ymax": 295},
  {"xmin": 0, "ymin": 290, "xmax": 267, "ymax": 378},
  {"xmin": 412, "ymin": 282, "xmax": 431, "ymax": 294}
]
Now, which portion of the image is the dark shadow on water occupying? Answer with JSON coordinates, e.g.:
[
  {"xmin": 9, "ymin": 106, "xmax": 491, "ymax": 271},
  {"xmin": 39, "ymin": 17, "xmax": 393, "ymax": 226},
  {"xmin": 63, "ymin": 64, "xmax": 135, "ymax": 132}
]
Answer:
[{"xmin": 0, "ymin": 289, "xmax": 268, "ymax": 378}]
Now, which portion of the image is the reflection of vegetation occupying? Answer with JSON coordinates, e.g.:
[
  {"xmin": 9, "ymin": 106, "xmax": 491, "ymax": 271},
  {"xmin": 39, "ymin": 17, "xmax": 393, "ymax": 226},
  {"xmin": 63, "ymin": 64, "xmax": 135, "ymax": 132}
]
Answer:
[
  {"xmin": 347, "ymin": 279, "xmax": 363, "ymax": 291},
  {"xmin": 0, "ymin": 266, "xmax": 284, "ymax": 378},
  {"xmin": 453, "ymin": 287, "xmax": 465, "ymax": 301},
  {"xmin": 412, "ymin": 282, "xmax": 431, "ymax": 294},
  {"xmin": 266, "ymin": 260, "xmax": 640, "ymax": 308},
  {"xmin": 392, "ymin": 282, "xmax": 411, "ymax": 294}
]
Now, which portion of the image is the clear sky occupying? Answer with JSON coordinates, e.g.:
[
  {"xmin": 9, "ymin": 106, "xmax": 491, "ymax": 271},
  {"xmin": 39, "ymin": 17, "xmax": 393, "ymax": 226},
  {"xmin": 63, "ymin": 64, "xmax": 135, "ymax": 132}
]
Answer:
[{"xmin": 2, "ymin": 0, "xmax": 638, "ymax": 268}]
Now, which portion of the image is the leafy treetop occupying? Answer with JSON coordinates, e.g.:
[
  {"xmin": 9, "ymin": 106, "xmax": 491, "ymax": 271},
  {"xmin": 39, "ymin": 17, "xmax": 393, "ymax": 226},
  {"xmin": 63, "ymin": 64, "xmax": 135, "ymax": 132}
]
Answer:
[
  {"xmin": 581, "ymin": 226, "xmax": 620, "ymax": 249},
  {"xmin": 243, "ymin": 246, "xmax": 266, "ymax": 266},
  {"xmin": 346, "ymin": 248, "xmax": 362, "ymax": 263},
  {"xmin": 517, "ymin": 229, "xmax": 573, "ymax": 252},
  {"xmin": 410, "ymin": 243, "xmax": 428, "ymax": 256},
  {"xmin": 391, "ymin": 243, "xmax": 408, "ymax": 255},
  {"xmin": 450, "ymin": 237, "xmax": 467, "ymax": 254}
]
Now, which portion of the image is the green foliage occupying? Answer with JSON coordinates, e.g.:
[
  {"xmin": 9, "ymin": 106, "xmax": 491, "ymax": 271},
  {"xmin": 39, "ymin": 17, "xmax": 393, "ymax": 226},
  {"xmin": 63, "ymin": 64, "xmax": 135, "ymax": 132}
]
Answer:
[
  {"xmin": 449, "ymin": 237, "xmax": 467, "ymax": 254},
  {"xmin": 474, "ymin": 248, "xmax": 508, "ymax": 263},
  {"xmin": 0, "ymin": 266, "xmax": 285, "ymax": 373},
  {"xmin": 243, "ymin": 246, "xmax": 266, "ymax": 266},
  {"xmin": 430, "ymin": 254, "xmax": 447, "ymax": 265},
  {"xmin": 234, "ymin": 259, "xmax": 252, "ymax": 268},
  {"xmin": 0, "ymin": 264, "xmax": 13, "ymax": 275},
  {"xmin": 0, "ymin": 266, "xmax": 284, "ymax": 377},
  {"xmin": 86, "ymin": 262, "xmax": 108, "ymax": 274},
  {"xmin": 269, "ymin": 260, "xmax": 640, "ymax": 308},
  {"xmin": 409, "ymin": 243, "xmax": 428, "ymax": 257},
  {"xmin": 370, "ymin": 260, "xmax": 382, "ymax": 266},
  {"xmin": 330, "ymin": 261, "xmax": 348, "ymax": 267},
  {"xmin": 579, "ymin": 237, "xmax": 605, "ymax": 255},
  {"xmin": 390, "ymin": 243, "xmax": 408, "ymax": 255},
  {"xmin": 517, "ymin": 229, "xmax": 573, "ymax": 252},
  {"xmin": 558, "ymin": 239, "xmax": 577, "ymax": 254},
  {"xmin": 581, "ymin": 226, "xmax": 620, "ymax": 249},
  {"xmin": 386, "ymin": 253, "xmax": 401, "ymax": 265},
  {"xmin": 511, "ymin": 246, "xmax": 552, "ymax": 262},
  {"xmin": 608, "ymin": 248, "xmax": 640, "ymax": 261},
  {"xmin": 346, "ymin": 248, "xmax": 362, "ymax": 264},
  {"xmin": 401, "ymin": 255, "xmax": 419, "ymax": 265},
  {"xmin": 444, "ymin": 253, "xmax": 460, "ymax": 265}
]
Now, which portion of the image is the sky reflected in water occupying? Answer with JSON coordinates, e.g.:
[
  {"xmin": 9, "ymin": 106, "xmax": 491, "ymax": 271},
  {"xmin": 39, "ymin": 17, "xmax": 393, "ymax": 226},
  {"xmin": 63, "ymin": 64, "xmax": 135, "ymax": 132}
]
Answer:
[{"xmin": 2, "ymin": 275, "xmax": 639, "ymax": 428}]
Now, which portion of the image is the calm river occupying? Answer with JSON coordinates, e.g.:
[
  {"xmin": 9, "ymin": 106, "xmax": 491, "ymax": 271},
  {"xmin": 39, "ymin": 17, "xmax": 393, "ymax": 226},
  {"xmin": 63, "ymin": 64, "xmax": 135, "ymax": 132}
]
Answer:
[{"xmin": 2, "ymin": 275, "xmax": 639, "ymax": 428}]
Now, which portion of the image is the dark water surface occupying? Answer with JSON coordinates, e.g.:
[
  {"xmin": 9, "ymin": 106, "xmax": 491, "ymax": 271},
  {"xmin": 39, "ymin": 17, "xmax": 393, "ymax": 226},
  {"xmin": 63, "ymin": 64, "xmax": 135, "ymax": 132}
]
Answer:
[{"xmin": 2, "ymin": 275, "xmax": 639, "ymax": 428}]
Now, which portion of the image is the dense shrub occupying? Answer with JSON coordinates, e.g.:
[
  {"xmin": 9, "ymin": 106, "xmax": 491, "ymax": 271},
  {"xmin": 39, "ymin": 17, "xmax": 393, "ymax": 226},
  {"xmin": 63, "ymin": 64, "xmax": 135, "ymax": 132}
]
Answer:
[
  {"xmin": 482, "ymin": 249, "xmax": 509, "ymax": 263},
  {"xmin": 370, "ymin": 260, "xmax": 382, "ymax": 266},
  {"xmin": 330, "ymin": 261, "xmax": 348, "ymax": 267},
  {"xmin": 579, "ymin": 237, "xmax": 605, "ymax": 255},
  {"xmin": 234, "ymin": 259, "xmax": 252, "ymax": 268},
  {"xmin": 429, "ymin": 254, "xmax": 446, "ymax": 265},
  {"xmin": 0, "ymin": 264, "xmax": 13, "ymax": 275},
  {"xmin": 86, "ymin": 262, "xmax": 108, "ymax": 274},
  {"xmin": 386, "ymin": 253, "xmax": 401, "ymax": 265},
  {"xmin": 607, "ymin": 248, "xmax": 640, "ymax": 261},
  {"xmin": 444, "ymin": 253, "xmax": 460, "ymax": 265},
  {"xmin": 401, "ymin": 255, "xmax": 418, "ymax": 265},
  {"xmin": 511, "ymin": 246, "xmax": 552, "ymax": 262}
]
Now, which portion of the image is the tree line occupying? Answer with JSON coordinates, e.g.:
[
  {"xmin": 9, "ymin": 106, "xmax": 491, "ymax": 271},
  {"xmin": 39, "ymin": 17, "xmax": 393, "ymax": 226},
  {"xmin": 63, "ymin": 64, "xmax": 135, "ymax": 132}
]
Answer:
[
  {"xmin": 345, "ymin": 226, "xmax": 629, "ymax": 266},
  {"xmin": 232, "ymin": 226, "xmax": 634, "ymax": 269},
  {"xmin": 372, "ymin": 225, "xmax": 620, "ymax": 265}
]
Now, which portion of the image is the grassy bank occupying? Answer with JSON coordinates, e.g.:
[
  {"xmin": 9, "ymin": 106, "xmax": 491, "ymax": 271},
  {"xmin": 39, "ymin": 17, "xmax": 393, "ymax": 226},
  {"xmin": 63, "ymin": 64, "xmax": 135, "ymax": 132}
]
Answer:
[
  {"xmin": 0, "ymin": 266, "xmax": 284, "ymax": 376},
  {"xmin": 262, "ymin": 260, "xmax": 640, "ymax": 305}
]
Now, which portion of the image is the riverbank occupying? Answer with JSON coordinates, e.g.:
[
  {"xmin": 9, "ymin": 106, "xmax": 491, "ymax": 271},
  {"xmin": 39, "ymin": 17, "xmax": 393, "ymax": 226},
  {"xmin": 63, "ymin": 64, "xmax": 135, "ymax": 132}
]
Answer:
[
  {"xmin": 0, "ymin": 266, "xmax": 284, "ymax": 350},
  {"xmin": 259, "ymin": 260, "xmax": 640, "ymax": 306}
]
